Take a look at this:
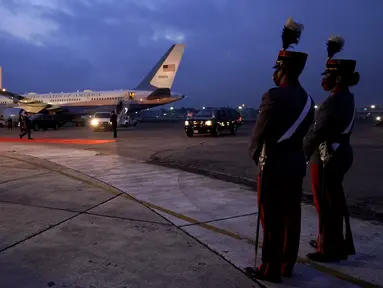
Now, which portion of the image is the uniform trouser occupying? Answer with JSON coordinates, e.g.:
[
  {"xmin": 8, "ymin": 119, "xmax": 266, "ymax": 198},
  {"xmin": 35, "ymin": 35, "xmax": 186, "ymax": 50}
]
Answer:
[
  {"xmin": 20, "ymin": 128, "xmax": 31, "ymax": 139},
  {"xmin": 112, "ymin": 125, "xmax": 117, "ymax": 138},
  {"xmin": 310, "ymin": 163, "xmax": 353, "ymax": 256},
  {"xmin": 257, "ymin": 172, "xmax": 303, "ymax": 276}
]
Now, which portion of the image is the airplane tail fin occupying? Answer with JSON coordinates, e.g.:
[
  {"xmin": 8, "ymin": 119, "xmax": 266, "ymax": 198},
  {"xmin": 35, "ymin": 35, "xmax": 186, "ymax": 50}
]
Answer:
[{"xmin": 135, "ymin": 44, "xmax": 185, "ymax": 91}]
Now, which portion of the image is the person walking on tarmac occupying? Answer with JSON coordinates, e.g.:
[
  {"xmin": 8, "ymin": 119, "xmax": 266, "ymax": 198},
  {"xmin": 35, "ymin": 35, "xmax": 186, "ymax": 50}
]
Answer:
[
  {"xmin": 7, "ymin": 117, "xmax": 12, "ymax": 131},
  {"xmin": 246, "ymin": 17, "xmax": 315, "ymax": 283},
  {"xmin": 110, "ymin": 110, "xmax": 118, "ymax": 138},
  {"xmin": 19, "ymin": 111, "xmax": 33, "ymax": 140},
  {"xmin": 303, "ymin": 36, "xmax": 358, "ymax": 262}
]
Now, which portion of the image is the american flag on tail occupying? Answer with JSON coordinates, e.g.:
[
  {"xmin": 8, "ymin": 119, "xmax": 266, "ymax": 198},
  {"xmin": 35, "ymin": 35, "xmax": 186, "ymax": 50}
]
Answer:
[{"xmin": 163, "ymin": 64, "xmax": 176, "ymax": 72}]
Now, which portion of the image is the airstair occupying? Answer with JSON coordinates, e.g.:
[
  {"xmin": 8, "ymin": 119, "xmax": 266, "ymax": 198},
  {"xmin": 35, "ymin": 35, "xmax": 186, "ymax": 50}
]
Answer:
[{"xmin": 116, "ymin": 100, "xmax": 129, "ymax": 126}]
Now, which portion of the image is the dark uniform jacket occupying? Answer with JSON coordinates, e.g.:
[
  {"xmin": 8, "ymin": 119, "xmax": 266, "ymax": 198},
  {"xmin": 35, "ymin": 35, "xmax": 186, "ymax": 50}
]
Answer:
[
  {"xmin": 110, "ymin": 114, "xmax": 117, "ymax": 127},
  {"xmin": 304, "ymin": 91, "xmax": 355, "ymax": 166},
  {"xmin": 249, "ymin": 83, "xmax": 315, "ymax": 177},
  {"xmin": 20, "ymin": 115, "xmax": 31, "ymax": 130}
]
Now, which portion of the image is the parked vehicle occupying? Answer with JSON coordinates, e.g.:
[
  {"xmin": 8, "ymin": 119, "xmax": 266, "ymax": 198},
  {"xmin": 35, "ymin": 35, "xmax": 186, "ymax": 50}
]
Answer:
[
  {"xmin": 120, "ymin": 115, "xmax": 138, "ymax": 127},
  {"xmin": 184, "ymin": 108, "xmax": 238, "ymax": 137},
  {"xmin": 30, "ymin": 114, "xmax": 61, "ymax": 131},
  {"xmin": 376, "ymin": 115, "xmax": 382, "ymax": 126},
  {"xmin": 90, "ymin": 112, "xmax": 112, "ymax": 131}
]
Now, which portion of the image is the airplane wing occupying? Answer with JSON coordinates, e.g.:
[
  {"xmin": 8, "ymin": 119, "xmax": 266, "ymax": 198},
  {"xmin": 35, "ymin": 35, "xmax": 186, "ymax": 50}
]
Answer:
[
  {"xmin": 0, "ymin": 89, "xmax": 38, "ymax": 104},
  {"xmin": 0, "ymin": 89, "xmax": 61, "ymax": 113}
]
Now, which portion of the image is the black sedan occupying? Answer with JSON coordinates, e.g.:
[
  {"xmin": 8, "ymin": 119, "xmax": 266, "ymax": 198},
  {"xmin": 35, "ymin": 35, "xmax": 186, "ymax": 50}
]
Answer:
[
  {"xmin": 30, "ymin": 114, "xmax": 61, "ymax": 131},
  {"xmin": 184, "ymin": 108, "xmax": 238, "ymax": 137}
]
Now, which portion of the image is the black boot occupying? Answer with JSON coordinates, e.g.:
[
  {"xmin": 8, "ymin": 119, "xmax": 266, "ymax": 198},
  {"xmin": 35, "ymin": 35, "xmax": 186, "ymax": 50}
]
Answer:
[
  {"xmin": 244, "ymin": 267, "xmax": 282, "ymax": 283},
  {"xmin": 309, "ymin": 239, "xmax": 318, "ymax": 249}
]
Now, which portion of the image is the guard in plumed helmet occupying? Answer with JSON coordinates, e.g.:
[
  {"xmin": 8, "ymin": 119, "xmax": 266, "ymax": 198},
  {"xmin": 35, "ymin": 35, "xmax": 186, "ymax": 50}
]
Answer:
[
  {"xmin": 246, "ymin": 17, "xmax": 315, "ymax": 283},
  {"xmin": 304, "ymin": 36, "xmax": 358, "ymax": 262}
]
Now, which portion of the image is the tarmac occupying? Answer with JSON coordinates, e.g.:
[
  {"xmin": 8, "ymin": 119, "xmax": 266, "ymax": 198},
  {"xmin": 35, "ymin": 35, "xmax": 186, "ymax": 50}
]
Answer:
[{"xmin": 0, "ymin": 142, "xmax": 382, "ymax": 288}]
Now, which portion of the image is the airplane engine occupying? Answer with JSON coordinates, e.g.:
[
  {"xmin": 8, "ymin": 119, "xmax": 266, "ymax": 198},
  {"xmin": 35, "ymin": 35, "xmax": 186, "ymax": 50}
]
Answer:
[{"xmin": 2, "ymin": 108, "xmax": 24, "ymax": 124}]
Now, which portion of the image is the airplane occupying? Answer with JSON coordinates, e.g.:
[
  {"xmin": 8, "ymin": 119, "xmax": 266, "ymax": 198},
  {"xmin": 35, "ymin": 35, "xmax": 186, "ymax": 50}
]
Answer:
[{"xmin": 0, "ymin": 44, "xmax": 185, "ymax": 122}]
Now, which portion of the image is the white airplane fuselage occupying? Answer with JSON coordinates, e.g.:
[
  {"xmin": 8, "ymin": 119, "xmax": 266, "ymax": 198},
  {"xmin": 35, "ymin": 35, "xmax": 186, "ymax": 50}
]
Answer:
[{"xmin": 0, "ymin": 89, "xmax": 184, "ymax": 115}]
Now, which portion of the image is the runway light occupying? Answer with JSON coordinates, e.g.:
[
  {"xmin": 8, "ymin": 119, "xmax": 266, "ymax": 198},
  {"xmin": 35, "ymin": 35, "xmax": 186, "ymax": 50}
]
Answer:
[
  {"xmin": 202, "ymin": 106, "xmax": 205, "ymax": 109},
  {"xmin": 170, "ymin": 106, "xmax": 174, "ymax": 110},
  {"xmin": 242, "ymin": 104, "xmax": 245, "ymax": 107},
  {"xmin": 314, "ymin": 105, "xmax": 318, "ymax": 109},
  {"xmin": 238, "ymin": 106, "xmax": 242, "ymax": 109},
  {"xmin": 371, "ymin": 105, "xmax": 376, "ymax": 109}
]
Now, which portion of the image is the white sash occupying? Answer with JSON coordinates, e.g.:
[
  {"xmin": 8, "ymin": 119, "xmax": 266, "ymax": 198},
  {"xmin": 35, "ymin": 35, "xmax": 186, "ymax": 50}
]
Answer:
[
  {"xmin": 277, "ymin": 95, "xmax": 312, "ymax": 143},
  {"xmin": 332, "ymin": 109, "xmax": 355, "ymax": 151}
]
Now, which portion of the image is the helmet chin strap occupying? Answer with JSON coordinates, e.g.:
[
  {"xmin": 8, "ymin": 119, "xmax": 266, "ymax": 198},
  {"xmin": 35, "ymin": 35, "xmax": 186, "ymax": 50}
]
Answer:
[{"xmin": 273, "ymin": 65, "xmax": 285, "ymax": 86}]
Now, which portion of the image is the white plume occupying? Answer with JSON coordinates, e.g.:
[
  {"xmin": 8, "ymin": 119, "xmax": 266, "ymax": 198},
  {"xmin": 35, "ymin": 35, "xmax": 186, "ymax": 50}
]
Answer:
[
  {"xmin": 285, "ymin": 17, "xmax": 304, "ymax": 33},
  {"xmin": 328, "ymin": 36, "xmax": 345, "ymax": 46}
]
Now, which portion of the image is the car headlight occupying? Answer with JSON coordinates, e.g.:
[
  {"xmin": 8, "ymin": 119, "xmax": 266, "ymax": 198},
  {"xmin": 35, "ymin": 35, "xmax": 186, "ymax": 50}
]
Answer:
[
  {"xmin": 91, "ymin": 119, "xmax": 99, "ymax": 126},
  {"xmin": 377, "ymin": 116, "xmax": 381, "ymax": 121},
  {"xmin": 205, "ymin": 120, "xmax": 212, "ymax": 126},
  {"xmin": 185, "ymin": 121, "xmax": 189, "ymax": 126}
]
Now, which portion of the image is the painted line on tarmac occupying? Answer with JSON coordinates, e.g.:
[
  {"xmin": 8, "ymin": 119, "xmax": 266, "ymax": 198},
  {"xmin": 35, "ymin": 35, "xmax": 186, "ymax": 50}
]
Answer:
[
  {"xmin": 0, "ymin": 137, "xmax": 116, "ymax": 145},
  {"xmin": 3, "ymin": 153, "xmax": 379, "ymax": 288}
]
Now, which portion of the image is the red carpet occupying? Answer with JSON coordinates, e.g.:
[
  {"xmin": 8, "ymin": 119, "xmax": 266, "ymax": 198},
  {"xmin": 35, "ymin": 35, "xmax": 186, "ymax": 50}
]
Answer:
[{"xmin": 0, "ymin": 138, "xmax": 116, "ymax": 145}]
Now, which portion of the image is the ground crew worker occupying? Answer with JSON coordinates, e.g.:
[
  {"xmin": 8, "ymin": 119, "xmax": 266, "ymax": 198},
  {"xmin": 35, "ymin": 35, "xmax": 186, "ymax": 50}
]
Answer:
[
  {"xmin": 304, "ymin": 36, "xmax": 358, "ymax": 262},
  {"xmin": 7, "ymin": 117, "xmax": 12, "ymax": 130},
  {"xmin": 19, "ymin": 111, "xmax": 32, "ymax": 139},
  {"xmin": 110, "ymin": 110, "xmax": 118, "ymax": 138},
  {"xmin": 246, "ymin": 17, "xmax": 315, "ymax": 283}
]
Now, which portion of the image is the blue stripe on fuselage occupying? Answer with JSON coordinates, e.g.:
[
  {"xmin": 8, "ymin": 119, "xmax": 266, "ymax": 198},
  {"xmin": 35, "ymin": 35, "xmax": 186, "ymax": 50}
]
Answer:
[{"xmin": 61, "ymin": 103, "xmax": 163, "ymax": 115}]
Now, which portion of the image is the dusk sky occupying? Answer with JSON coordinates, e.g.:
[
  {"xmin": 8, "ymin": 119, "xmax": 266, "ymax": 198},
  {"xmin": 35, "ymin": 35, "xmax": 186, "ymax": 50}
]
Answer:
[{"xmin": 0, "ymin": 0, "xmax": 381, "ymax": 108}]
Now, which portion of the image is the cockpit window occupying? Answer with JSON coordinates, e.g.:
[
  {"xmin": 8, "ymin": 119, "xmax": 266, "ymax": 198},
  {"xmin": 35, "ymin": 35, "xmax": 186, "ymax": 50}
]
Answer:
[
  {"xmin": 94, "ymin": 113, "xmax": 111, "ymax": 118},
  {"xmin": 195, "ymin": 110, "xmax": 214, "ymax": 118}
]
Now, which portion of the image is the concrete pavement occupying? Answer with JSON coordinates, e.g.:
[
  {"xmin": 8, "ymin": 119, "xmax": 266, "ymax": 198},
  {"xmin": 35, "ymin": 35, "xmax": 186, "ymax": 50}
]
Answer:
[
  {"xmin": 0, "ymin": 154, "xmax": 257, "ymax": 288},
  {"xmin": 1, "ymin": 143, "xmax": 382, "ymax": 287},
  {"xmin": 3, "ymin": 122, "xmax": 382, "ymax": 223}
]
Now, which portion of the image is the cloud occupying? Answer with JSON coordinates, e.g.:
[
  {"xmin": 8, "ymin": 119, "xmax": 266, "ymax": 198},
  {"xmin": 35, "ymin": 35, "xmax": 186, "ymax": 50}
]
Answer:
[
  {"xmin": 0, "ymin": 0, "xmax": 380, "ymax": 107},
  {"xmin": 0, "ymin": 0, "xmax": 73, "ymax": 46}
]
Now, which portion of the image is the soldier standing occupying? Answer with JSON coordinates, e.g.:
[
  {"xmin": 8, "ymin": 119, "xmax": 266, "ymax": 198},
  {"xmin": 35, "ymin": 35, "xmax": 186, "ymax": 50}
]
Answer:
[
  {"xmin": 304, "ymin": 36, "xmax": 358, "ymax": 262},
  {"xmin": 246, "ymin": 17, "xmax": 315, "ymax": 283},
  {"xmin": 110, "ymin": 110, "xmax": 118, "ymax": 138}
]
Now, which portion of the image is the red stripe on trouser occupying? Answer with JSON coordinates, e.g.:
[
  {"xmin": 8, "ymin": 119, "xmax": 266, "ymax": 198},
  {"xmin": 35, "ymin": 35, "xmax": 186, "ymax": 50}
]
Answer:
[
  {"xmin": 256, "ymin": 172, "xmax": 302, "ymax": 277},
  {"xmin": 310, "ymin": 163, "xmax": 348, "ymax": 256}
]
